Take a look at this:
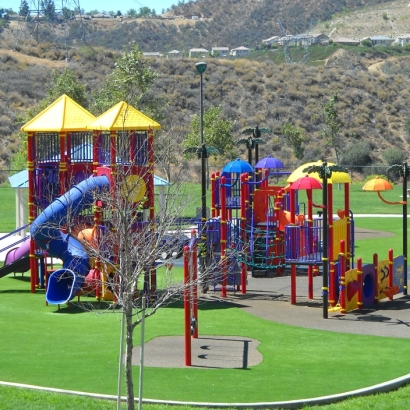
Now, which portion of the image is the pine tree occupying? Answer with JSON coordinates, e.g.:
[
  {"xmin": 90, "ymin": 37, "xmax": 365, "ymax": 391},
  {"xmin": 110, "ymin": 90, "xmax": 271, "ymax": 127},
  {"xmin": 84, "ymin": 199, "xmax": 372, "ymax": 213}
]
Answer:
[{"xmin": 19, "ymin": 0, "xmax": 29, "ymax": 18}]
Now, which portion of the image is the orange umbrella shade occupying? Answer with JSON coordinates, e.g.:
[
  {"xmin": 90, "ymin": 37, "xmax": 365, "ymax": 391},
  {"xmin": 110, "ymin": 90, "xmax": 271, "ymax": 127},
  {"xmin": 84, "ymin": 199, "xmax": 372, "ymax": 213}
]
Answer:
[
  {"xmin": 362, "ymin": 176, "xmax": 393, "ymax": 192},
  {"xmin": 290, "ymin": 176, "xmax": 323, "ymax": 190}
]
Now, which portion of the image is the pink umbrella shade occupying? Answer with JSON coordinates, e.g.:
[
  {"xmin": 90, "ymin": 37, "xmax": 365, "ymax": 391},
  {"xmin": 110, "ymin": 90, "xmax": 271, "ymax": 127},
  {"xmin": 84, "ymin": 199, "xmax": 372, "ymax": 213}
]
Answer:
[
  {"xmin": 290, "ymin": 175, "xmax": 323, "ymax": 191},
  {"xmin": 255, "ymin": 155, "xmax": 285, "ymax": 169},
  {"xmin": 362, "ymin": 176, "xmax": 393, "ymax": 192}
]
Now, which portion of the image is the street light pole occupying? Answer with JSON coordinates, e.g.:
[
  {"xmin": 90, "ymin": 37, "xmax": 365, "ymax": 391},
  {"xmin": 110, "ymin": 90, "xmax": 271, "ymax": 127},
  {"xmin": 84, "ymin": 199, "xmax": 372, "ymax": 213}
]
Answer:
[
  {"xmin": 196, "ymin": 61, "xmax": 207, "ymax": 223},
  {"xmin": 196, "ymin": 61, "xmax": 208, "ymax": 292}
]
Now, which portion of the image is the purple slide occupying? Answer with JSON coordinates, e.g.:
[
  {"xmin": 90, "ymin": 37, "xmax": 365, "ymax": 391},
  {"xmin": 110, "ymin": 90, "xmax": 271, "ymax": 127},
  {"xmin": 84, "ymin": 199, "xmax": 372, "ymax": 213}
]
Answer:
[
  {"xmin": 30, "ymin": 175, "xmax": 110, "ymax": 305},
  {"xmin": 0, "ymin": 238, "xmax": 30, "ymax": 279}
]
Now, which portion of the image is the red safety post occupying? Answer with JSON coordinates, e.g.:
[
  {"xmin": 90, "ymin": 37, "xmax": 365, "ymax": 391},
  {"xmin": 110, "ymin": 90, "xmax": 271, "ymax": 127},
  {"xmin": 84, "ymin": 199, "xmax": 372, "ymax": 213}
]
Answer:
[
  {"xmin": 291, "ymin": 265, "xmax": 297, "ymax": 304},
  {"xmin": 373, "ymin": 253, "xmax": 379, "ymax": 305},
  {"xmin": 357, "ymin": 258, "xmax": 363, "ymax": 310},
  {"xmin": 220, "ymin": 176, "xmax": 227, "ymax": 298},
  {"xmin": 339, "ymin": 240, "xmax": 346, "ymax": 313},
  {"xmin": 211, "ymin": 173, "xmax": 216, "ymax": 218},
  {"xmin": 306, "ymin": 189, "xmax": 314, "ymax": 299},
  {"xmin": 240, "ymin": 173, "xmax": 248, "ymax": 294},
  {"xmin": 192, "ymin": 232, "xmax": 198, "ymax": 339},
  {"xmin": 328, "ymin": 186, "xmax": 336, "ymax": 307},
  {"xmin": 183, "ymin": 245, "xmax": 191, "ymax": 366},
  {"xmin": 388, "ymin": 248, "xmax": 394, "ymax": 301},
  {"xmin": 344, "ymin": 182, "xmax": 351, "ymax": 270}
]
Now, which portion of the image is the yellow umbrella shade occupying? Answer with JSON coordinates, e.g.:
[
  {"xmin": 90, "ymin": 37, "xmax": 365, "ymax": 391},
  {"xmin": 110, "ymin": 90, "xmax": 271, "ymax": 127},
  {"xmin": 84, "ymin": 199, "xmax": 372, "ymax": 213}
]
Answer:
[
  {"xmin": 287, "ymin": 160, "xmax": 351, "ymax": 184},
  {"xmin": 362, "ymin": 176, "xmax": 393, "ymax": 192}
]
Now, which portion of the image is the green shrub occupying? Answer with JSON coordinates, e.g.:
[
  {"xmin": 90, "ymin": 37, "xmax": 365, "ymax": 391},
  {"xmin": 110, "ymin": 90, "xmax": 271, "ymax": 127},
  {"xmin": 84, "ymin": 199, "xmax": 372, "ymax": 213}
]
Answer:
[
  {"xmin": 383, "ymin": 147, "xmax": 406, "ymax": 165},
  {"xmin": 340, "ymin": 142, "xmax": 372, "ymax": 171}
]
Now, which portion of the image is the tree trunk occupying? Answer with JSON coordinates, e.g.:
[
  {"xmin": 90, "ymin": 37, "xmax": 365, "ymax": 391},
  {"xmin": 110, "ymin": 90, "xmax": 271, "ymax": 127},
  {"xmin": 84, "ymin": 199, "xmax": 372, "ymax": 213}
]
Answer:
[{"xmin": 125, "ymin": 301, "xmax": 135, "ymax": 410}]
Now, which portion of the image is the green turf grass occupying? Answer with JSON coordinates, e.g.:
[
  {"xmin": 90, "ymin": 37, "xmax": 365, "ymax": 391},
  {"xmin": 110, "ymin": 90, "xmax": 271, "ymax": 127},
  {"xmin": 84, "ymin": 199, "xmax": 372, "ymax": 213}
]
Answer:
[
  {"xmin": 1, "ymin": 382, "xmax": 410, "ymax": 410},
  {"xmin": 354, "ymin": 217, "xmax": 404, "ymax": 264},
  {"xmin": 1, "ymin": 274, "xmax": 410, "ymax": 404},
  {"xmin": 0, "ymin": 184, "xmax": 18, "ymax": 233}
]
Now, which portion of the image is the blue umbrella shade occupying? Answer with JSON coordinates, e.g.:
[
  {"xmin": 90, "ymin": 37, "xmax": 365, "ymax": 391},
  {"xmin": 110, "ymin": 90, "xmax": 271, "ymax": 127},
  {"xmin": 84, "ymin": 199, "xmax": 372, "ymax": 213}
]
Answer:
[
  {"xmin": 222, "ymin": 158, "xmax": 253, "ymax": 174},
  {"xmin": 255, "ymin": 156, "xmax": 285, "ymax": 169}
]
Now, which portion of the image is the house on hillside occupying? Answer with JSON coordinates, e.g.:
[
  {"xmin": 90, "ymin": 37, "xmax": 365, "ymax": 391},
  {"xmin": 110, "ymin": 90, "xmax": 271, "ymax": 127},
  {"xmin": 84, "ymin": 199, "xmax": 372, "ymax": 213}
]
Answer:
[
  {"xmin": 168, "ymin": 50, "xmax": 181, "ymax": 58},
  {"xmin": 396, "ymin": 35, "xmax": 410, "ymax": 47},
  {"xmin": 230, "ymin": 46, "xmax": 250, "ymax": 57},
  {"xmin": 143, "ymin": 52, "xmax": 163, "ymax": 58},
  {"xmin": 277, "ymin": 35, "xmax": 295, "ymax": 46},
  {"xmin": 262, "ymin": 36, "xmax": 280, "ymax": 46},
  {"xmin": 294, "ymin": 33, "xmax": 329, "ymax": 46},
  {"xmin": 361, "ymin": 35, "xmax": 394, "ymax": 46},
  {"xmin": 189, "ymin": 48, "xmax": 209, "ymax": 57},
  {"xmin": 332, "ymin": 37, "xmax": 360, "ymax": 46},
  {"xmin": 211, "ymin": 47, "xmax": 229, "ymax": 57}
]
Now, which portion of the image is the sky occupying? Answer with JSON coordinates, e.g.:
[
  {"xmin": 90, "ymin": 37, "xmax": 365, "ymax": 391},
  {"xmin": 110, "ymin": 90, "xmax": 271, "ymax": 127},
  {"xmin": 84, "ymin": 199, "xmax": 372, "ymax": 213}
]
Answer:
[{"xmin": 2, "ymin": 0, "xmax": 178, "ymax": 15}]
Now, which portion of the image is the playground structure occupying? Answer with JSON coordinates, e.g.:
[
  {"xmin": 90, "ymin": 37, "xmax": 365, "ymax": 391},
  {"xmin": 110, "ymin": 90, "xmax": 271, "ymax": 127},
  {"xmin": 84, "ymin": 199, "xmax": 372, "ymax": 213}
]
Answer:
[
  {"xmin": 0, "ymin": 94, "xmax": 161, "ymax": 304},
  {"xmin": 0, "ymin": 95, "xmax": 407, "ymax": 319},
  {"xmin": 203, "ymin": 159, "xmax": 354, "ymax": 308},
  {"xmin": 200, "ymin": 157, "xmax": 408, "ymax": 317}
]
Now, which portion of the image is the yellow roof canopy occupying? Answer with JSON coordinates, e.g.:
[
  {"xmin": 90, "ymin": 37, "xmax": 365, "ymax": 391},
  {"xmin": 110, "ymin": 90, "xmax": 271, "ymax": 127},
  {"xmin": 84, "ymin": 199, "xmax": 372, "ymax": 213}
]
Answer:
[
  {"xmin": 87, "ymin": 101, "xmax": 161, "ymax": 131},
  {"xmin": 21, "ymin": 94, "xmax": 96, "ymax": 132},
  {"xmin": 287, "ymin": 160, "xmax": 352, "ymax": 184}
]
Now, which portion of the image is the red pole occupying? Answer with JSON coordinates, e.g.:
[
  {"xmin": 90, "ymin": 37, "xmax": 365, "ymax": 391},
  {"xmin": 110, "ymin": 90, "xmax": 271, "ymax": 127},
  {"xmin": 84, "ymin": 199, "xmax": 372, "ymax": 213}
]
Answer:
[
  {"xmin": 357, "ymin": 258, "xmax": 363, "ymax": 310},
  {"xmin": 147, "ymin": 128, "xmax": 155, "ymax": 222},
  {"xmin": 183, "ymin": 246, "xmax": 191, "ymax": 366},
  {"xmin": 27, "ymin": 132, "xmax": 38, "ymax": 293},
  {"xmin": 240, "ymin": 173, "xmax": 247, "ymax": 294},
  {"xmin": 344, "ymin": 182, "xmax": 351, "ymax": 270},
  {"xmin": 339, "ymin": 240, "xmax": 346, "ymax": 313},
  {"xmin": 192, "ymin": 236, "xmax": 198, "ymax": 338},
  {"xmin": 307, "ymin": 189, "xmax": 313, "ymax": 299},
  {"xmin": 211, "ymin": 173, "xmax": 216, "ymax": 218},
  {"xmin": 221, "ymin": 176, "xmax": 227, "ymax": 298},
  {"xmin": 291, "ymin": 264, "xmax": 296, "ymax": 304},
  {"xmin": 328, "ymin": 185, "xmax": 335, "ymax": 306},
  {"xmin": 373, "ymin": 253, "xmax": 379, "ymax": 305},
  {"xmin": 388, "ymin": 248, "xmax": 394, "ymax": 301},
  {"xmin": 59, "ymin": 131, "xmax": 67, "ymax": 196}
]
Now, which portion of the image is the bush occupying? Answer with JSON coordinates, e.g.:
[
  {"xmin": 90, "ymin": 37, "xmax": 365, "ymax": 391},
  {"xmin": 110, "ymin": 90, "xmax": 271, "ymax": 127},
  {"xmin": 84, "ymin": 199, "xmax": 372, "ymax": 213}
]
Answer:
[
  {"xmin": 340, "ymin": 142, "xmax": 372, "ymax": 171},
  {"xmin": 383, "ymin": 147, "xmax": 406, "ymax": 166},
  {"xmin": 362, "ymin": 39, "xmax": 372, "ymax": 47}
]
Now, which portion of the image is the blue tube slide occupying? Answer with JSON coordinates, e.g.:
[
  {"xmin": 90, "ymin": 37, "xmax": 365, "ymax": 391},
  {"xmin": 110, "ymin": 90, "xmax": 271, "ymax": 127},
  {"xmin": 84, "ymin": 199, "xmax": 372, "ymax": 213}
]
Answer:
[{"xmin": 30, "ymin": 175, "xmax": 110, "ymax": 304}]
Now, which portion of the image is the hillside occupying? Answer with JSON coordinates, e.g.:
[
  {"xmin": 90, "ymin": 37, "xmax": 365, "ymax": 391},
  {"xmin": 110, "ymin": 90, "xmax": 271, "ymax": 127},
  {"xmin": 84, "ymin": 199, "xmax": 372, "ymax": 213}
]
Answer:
[{"xmin": 1, "ymin": 0, "xmax": 410, "ymax": 181}]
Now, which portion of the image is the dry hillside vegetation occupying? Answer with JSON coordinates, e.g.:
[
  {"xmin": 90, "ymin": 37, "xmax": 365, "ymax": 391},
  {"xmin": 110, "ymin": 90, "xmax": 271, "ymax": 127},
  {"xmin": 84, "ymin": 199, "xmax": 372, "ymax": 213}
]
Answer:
[{"xmin": 1, "ymin": 0, "xmax": 410, "ymax": 177}]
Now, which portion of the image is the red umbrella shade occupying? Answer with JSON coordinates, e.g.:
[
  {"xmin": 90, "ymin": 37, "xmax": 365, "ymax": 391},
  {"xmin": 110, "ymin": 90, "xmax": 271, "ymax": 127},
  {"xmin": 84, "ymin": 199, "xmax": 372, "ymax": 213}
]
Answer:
[
  {"xmin": 290, "ymin": 175, "xmax": 323, "ymax": 190},
  {"xmin": 362, "ymin": 176, "xmax": 393, "ymax": 192},
  {"xmin": 255, "ymin": 155, "xmax": 285, "ymax": 169}
]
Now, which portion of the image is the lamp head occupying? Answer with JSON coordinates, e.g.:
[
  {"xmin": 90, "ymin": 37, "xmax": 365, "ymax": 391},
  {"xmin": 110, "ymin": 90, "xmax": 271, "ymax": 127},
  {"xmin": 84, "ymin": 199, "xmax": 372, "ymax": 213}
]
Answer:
[{"xmin": 196, "ymin": 61, "xmax": 207, "ymax": 74}]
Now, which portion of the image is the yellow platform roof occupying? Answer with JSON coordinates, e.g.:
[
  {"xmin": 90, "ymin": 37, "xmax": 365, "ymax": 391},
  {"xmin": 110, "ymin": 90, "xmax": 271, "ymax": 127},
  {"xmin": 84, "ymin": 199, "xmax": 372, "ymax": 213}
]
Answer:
[
  {"xmin": 87, "ymin": 101, "xmax": 161, "ymax": 131},
  {"xmin": 21, "ymin": 94, "xmax": 96, "ymax": 132}
]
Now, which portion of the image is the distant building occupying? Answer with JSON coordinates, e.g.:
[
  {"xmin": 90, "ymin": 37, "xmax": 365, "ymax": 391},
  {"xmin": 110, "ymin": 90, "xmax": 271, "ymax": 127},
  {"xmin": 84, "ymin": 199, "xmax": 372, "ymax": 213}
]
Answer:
[
  {"xmin": 362, "ymin": 35, "xmax": 394, "ymax": 46},
  {"xmin": 143, "ymin": 52, "xmax": 163, "ymax": 58},
  {"xmin": 396, "ymin": 35, "xmax": 410, "ymax": 47},
  {"xmin": 230, "ymin": 46, "xmax": 250, "ymax": 57},
  {"xmin": 262, "ymin": 36, "xmax": 280, "ymax": 46},
  {"xmin": 211, "ymin": 47, "xmax": 229, "ymax": 57},
  {"xmin": 167, "ymin": 49, "xmax": 181, "ymax": 58},
  {"xmin": 189, "ymin": 48, "xmax": 208, "ymax": 57},
  {"xmin": 192, "ymin": 15, "xmax": 199, "ymax": 20},
  {"xmin": 332, "ymin": 37, "xmax": 360, "ymax": 46}
]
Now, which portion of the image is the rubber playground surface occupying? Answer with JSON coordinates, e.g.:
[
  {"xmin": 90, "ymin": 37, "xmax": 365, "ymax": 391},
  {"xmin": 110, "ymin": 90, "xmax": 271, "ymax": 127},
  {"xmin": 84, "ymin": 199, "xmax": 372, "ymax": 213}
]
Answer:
[{"xmin": 133, "ymin": 227, "xmax": 410, "ymax": 369}]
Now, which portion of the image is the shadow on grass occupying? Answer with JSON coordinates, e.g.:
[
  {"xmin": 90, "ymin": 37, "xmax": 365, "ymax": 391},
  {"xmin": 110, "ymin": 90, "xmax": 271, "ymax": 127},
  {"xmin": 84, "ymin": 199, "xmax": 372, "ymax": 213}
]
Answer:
[{"xmin": 52, "ymin": 301, "xmax": 121, "ymax": 314}]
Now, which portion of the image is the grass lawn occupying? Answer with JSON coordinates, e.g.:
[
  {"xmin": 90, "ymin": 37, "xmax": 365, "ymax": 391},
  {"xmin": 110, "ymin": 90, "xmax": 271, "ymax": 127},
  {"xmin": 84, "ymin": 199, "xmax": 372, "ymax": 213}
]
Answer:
[
  {"xmin": 1, "ymin": 383, "xmax": 410, "ymax": 410},
  {"xmin": 1, "ymin": 274, "xmax": 410, "ymax": 404}
]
